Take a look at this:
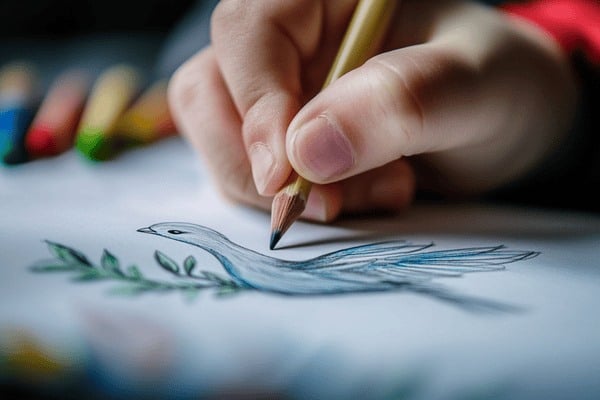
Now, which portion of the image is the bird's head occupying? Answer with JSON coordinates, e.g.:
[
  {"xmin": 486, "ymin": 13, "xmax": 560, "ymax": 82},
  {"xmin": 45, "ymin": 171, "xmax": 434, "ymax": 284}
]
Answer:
[{"xmin": 137, "ymin": 222, "xmax": 228, "ymax": 247}]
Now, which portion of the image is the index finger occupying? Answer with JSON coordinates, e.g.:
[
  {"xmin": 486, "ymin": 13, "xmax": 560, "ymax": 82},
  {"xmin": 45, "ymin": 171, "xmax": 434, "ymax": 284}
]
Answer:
[{"xmin": 210, "ymin": 0, "xmax": 356, "ymax": 195}]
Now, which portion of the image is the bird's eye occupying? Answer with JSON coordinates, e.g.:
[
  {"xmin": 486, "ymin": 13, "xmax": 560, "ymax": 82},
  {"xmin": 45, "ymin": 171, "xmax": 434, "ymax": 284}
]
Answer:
[{"xmin": 168, "ymin": 230, "xmax": 185, "ymax": 235}]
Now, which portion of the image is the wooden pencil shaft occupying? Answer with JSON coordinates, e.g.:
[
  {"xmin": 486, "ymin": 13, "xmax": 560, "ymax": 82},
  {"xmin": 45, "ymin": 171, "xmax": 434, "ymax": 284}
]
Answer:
[
  {"xmin": 33, "ymin": 71, "xmax": 88, "ymax": 128},
  {"xmin": 284, "ymin": 0, "xmax": 396, "ymax": 202},
  {"xmin": 324, "ymin": 0, "xmax": 395, "ymax": 87},
  {"xmin": 270, "ymin": 0, "xmax": 396, "ymax": 246}
]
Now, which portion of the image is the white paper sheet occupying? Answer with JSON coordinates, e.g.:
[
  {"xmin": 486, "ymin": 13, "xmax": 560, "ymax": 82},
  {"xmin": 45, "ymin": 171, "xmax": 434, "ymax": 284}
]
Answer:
[{"xmin": 1, "ymin": 137, "xmax": 599, "ymax": 400}]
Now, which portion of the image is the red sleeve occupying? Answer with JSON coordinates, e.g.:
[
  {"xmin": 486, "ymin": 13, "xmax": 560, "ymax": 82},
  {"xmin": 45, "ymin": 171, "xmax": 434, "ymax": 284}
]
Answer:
[{"xmin": 501, "ymin": 0, "xmax": 600, "ymax": 65}]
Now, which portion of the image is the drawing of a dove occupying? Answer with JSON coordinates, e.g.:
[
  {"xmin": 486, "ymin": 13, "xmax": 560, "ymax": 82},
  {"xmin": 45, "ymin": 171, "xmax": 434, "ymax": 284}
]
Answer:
[{"xmin": 138, "ymin": 223, "xmax": 537, "ymax": 297}]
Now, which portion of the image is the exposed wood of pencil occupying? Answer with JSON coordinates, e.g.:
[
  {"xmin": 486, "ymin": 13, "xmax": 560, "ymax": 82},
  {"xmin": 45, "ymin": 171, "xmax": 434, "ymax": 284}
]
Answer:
[
  {"xmin": 270, "ymin": 177, "xmax": 312, "ymax": 250},
  {"xmin": 269, "ymin": 0, "xmax": 395, "ymax": 249}
]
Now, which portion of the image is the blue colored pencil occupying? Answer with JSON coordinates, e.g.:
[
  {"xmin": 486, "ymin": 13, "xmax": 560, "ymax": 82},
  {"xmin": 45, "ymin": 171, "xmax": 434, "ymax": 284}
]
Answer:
[{"xmin": 0, "ymin": 62, "xmax": 38, "ymax": 165}]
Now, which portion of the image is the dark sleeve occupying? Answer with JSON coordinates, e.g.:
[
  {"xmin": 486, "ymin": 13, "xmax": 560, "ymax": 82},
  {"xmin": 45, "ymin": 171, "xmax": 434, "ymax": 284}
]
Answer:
[
  {"xmin": 0, "ymin": 0, "xmax": 196, "ymax": 37},
  {"xmin": 487, "ymin": 0, "xmax": 600, "ymax": 213}
]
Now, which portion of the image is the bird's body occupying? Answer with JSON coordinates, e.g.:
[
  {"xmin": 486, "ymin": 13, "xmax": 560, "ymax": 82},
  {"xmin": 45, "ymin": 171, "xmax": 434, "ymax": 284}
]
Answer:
[{"xmin": 139, "ymin": 222, "xmax": 538, "ymax": 296}]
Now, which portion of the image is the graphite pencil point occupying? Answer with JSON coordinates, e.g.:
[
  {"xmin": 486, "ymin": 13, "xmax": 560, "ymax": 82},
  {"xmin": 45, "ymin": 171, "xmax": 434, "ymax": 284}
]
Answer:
[
  {"xmin": 269, "ymin": 183, "xmax": 309, "ymax": 249},
  {"xmin": 270, "ymin": 231, "xmax": 282, "ymax": 250}
]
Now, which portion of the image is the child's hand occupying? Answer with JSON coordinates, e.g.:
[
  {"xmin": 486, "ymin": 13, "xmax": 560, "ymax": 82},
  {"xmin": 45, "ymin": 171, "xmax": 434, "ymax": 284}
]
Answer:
[{"xmin": 168, "ymin": 0, "xmax": 577, "ymax": 221}]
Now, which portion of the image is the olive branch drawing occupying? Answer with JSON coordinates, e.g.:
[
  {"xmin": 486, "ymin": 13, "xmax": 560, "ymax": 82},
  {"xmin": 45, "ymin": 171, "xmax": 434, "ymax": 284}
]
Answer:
[{"xmin": 30, "ymin": 241, "xmax": 243, "ymax": 300}]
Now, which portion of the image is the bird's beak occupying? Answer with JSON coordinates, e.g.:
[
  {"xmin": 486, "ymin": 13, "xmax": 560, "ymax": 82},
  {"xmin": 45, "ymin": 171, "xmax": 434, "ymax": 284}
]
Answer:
[{"xmin": 137, "ymin": 227, "xmax": 155, "ymax": 234}]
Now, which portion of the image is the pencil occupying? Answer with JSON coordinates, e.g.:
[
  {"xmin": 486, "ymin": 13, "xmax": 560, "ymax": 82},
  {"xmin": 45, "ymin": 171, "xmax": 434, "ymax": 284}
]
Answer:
[
  {"xmin": 269, "ymin": 0, "xmax": 396, "ymax": 249},
  {"xmin": 75, "ymin": 64, "xmax": 141, "ymax": 161},
  {"xmin": 0, "ymin": 62, "xmax": 38, "ymax": 165},
  {"xmin": 25, "ymin": 69, "xmax": 90, "ymax": 159},
  {"xmin": 114, "ymin": 79, "xmax": 177, "ymax": 146}
]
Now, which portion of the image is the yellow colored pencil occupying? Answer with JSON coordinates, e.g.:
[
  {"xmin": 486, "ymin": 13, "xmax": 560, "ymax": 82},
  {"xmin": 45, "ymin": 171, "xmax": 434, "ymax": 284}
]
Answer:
[{"xmin": 75, "ymin": 64, "xmax": 141, "ymax": 161}]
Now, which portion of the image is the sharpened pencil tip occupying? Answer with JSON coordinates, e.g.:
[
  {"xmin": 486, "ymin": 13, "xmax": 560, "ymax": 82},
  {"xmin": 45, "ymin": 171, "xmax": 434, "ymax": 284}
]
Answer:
[
  {"xmin": 270, "ymin": 231, "xmax": 282, "ymax": 250},
  {"xmin": 269, "ymin": 184, "xmax": 309, "ymax": 250}
]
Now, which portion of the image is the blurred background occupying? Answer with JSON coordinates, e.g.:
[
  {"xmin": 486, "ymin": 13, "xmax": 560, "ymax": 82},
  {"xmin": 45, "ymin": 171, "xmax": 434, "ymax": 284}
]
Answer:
[
  {"xmin": 0, "ymin": 0, "xmax": 220, "ymax": 164},
  {"xmin": 0, "ymin": 0, "xmax": 505, "ymax": 82},
  {"xmin": 1, "ymin": 0, "xmax": 219, "ymax": 81}
]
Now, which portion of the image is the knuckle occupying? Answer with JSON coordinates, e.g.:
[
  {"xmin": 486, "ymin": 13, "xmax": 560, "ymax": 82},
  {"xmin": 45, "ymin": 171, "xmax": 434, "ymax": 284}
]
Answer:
[
  {"xmin": 241, "ymin": 91, "xmax": 296, "ymax": 148},
  {"xmin": 241, "ymin": 97, "xmax": 270, "ymax": 147},
  {"xmin": 211, "ymin": 0, "xmax": 252, "ymax": 38},
  {"xmin": 211, "ymin": 1, "xmax": 240, "ymax": 26},
  {"xmin": 212, "ymin": 0, "xmax": 314, "ymax": 43},
  {"xmin": 167, "ymin": 65, "xmax": 192, "ymax": 115},
  {"xmin": 167, "ymin": 50, "xmax": 212, "ymax": 115},
  {"xmin": 365, "ymin": 56, "xmax": 426, "ymax": 156}
]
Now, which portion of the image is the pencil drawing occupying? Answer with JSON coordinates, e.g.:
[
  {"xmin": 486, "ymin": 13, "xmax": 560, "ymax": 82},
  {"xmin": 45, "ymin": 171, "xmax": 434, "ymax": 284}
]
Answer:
[
  {"xmin": 31, "ymin": 222, "xmax": 538, "ymax": 310},
  {"xmin": 139, "ymin": 222, "xmax": 537, "ymax": 294}
]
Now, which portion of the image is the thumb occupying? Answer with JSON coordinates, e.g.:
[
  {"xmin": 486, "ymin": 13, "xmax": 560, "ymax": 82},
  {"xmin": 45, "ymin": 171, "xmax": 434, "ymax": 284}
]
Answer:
[{"xmin": 286, "ymin": 43, "xmax": 487, "ymax": 184}]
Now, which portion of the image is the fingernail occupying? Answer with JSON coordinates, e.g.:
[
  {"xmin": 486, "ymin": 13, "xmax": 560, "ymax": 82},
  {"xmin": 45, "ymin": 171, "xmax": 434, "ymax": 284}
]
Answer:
[
  {"xmin": 292, "ymin": 115, "xmax": 354, "ymax": 181},
  {"xmin": 302, "ymin": 191, "xmax": 328, "ymax": 222},
  {"xmin": 248, "ymin": 143, "xmax": 275, "ymax": 194}
]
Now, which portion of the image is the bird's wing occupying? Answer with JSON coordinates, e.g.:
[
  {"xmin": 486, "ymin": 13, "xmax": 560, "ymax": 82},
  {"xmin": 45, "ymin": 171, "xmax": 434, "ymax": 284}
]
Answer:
[
  {"xmin": 301, "ymin": 243, "xmax": 538, "ymax": 281},
  {"xmin": 300, "ymin": 241, "xmax": 435, "ymax": 268},
  {"xmin": 383, "ymin": 246, "xmax": 538, "ymax": 270}
]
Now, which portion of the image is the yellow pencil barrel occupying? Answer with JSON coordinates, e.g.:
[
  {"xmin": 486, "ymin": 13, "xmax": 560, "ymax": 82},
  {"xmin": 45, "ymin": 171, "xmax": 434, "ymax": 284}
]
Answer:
[
  {"xmin": 115, "ymin": 79, "xmax": 176, "ymax": 144},
  {"xmin": 75, "ymin": 64, "xmax": 141, "ymax": 160}
]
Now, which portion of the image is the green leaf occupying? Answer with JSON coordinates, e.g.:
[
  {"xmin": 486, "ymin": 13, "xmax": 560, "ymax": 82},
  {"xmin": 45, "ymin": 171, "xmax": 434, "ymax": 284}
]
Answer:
[
  {"xmin": 126, "ymin": 265, "xmax": 143, "ymax": 280},
  {"xmin": 154, "ymin": 250, "xmax": 179, "ymax": 275},
  {"xmin": 101, "ymin": 249, "xmax": 123, "ymax": 275},
  {"xmin": 183, "ymin": 256, "xmax": 196, "ymax": 275},
  {"xmin": 32, "ymin": 265, "xmax": 77, "ymax": 272},
  {"xmin": 45, "ymin": 241, "xmax": 91, "ymax": 266},
  {"xmin": 71, "ymin": 271, "xmax": 102, "ymax": 281},
  {"xmin": 200, "ymin": 271, "xmax": 227, "ymax": 284},
  {"xmin": 30, "ymin": 261, "xmax": 78, "ymax": 272}
]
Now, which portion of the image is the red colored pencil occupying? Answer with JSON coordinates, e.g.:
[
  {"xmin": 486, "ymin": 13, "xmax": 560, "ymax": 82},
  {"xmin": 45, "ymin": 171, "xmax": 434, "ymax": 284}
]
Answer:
[{"xmin": 25, "ymin": 69, "xmax": 89, "ymax": 159}]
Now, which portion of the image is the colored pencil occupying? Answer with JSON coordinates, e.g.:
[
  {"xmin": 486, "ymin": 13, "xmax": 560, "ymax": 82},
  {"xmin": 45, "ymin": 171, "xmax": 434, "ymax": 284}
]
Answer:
[
  {"xmin": 0, "ymin": 62, "xmax": 38, "ymax": 165},
  {"xmin": 269, "ymin": 0, "xmax": 396, "ymax": 249},
  {"xmin": 114, "ymin": 79, "xmax": 177, "ymax": 145},
  {"xmin": 75, "ymin": 64, "xmax": 141, "ymax": 161},
  {"xmin": 25, "ymin": 69, "xmax": 90, "ymax": 159}
]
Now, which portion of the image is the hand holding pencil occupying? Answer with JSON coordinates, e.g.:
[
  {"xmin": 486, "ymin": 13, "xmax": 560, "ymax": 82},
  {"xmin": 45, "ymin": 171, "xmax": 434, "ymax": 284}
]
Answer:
[
  {"xmin": 168, "ymin": 0, "xmax": 579, "ymax": 245},
  {"xmin": 269, "ymin": 0, "xmax": 397, "ymax": 248}
]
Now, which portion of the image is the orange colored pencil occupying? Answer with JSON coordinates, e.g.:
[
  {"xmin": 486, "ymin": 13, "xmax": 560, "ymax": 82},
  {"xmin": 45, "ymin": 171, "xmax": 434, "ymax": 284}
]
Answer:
[{"xmin": 115, "ymin": 79, "xmax": 177, "ymax": 145}]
